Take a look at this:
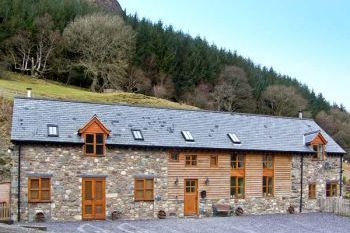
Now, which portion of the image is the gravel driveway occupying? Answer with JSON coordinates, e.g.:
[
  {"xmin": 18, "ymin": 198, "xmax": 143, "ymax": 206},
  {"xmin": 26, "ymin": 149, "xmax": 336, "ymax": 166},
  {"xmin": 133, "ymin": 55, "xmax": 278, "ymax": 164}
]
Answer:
[{"xmin": 24, "ymin": 213, "xmax": 350, "ymax": 233}]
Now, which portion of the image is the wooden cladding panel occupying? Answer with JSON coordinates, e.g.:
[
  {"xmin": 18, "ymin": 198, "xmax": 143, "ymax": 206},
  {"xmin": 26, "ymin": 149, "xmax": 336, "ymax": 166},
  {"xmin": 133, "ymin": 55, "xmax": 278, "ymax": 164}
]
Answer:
[
  {"xmin": 274, "ymin": 154, "xmax": 292, "ymax": 197},
  {"xmin": 168, "ymin": 152, "xmax": 230, "ymax": 200},
  {"xmin": 168, "ymin": 152, "xmax": 292, "ymax": 200},
  {"xmin": 245, "ymin": 154, "xmax": 263, "ymax": 198}
]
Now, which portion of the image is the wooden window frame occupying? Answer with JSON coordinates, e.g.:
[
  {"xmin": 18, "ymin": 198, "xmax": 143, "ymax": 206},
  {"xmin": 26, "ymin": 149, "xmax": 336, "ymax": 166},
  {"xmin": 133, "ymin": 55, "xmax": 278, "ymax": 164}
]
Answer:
[
  {"xmin": 134, "ymin": 178, "xmax": 154, "ymax": 201},
  {"xmin": 262, "ymin": 155, "xmax": 274, "ymax": 197},
  {"xmin": 28, "ymin": 177, "xmax": 51, "ymax": 203},
  {"xmin": 308, "ymin": 183, "xmax": 316, "ymax": 199},
  {"xmin": 312, "ymin": 144, "xmax": 325, "ymax": 160},
  {"xmin": 326, "ymin": 182, "xmax": 338, "ymax": 197},
  {"xmin": 230, "ymin": 176, "xmax": 245, "ymax": 199},
  {"xmin": 262, "ymin": 176, "xmax": 274, "ymax": 197},
  {"xmin": 210, "ymin": 155, "xmax": 218, "ymax": 167},
  {"xmin": 84, "ymin": 133, "xmax": 106, "ymax": 156},
  {"xmin": 185, "ymin": 155, "xmax": 197, "ymax": 167},
  {"xmin": 169, "ymin": 152, "xmax": 179, "ymax": 162},
  {"xmin": 231, "ymin": 153, "xmax": 245, "ymax": 169}
]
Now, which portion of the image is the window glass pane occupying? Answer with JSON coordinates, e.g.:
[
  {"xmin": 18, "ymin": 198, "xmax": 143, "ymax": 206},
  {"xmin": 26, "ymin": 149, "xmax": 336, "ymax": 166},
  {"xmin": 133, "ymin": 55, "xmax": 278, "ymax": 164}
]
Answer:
[
  {"xmin": 41, "ymin": 191, "xmax": 50, "ymax": 200},
  {"xmin": 30, "ymin": 190, "xmax": 39, "ymax": 199},
  {"xmin": 96, "ymin": 145, "xmax": 104, "ymax": 155},
  {"xmin": 135, "ymin": 180, "xmax": 144, "ymax": 189},
  {"xmin": 231, "ymin": 188, "xmax": 236, "ymax": 196},
  {"xmin": 86, "ymin": 134, "xmax": 94, "ymax": 143},
  {"xmin": 30, "ymin": 179, "xmax": 39, "ymax": 189},
  {"xmin": 263, "ymin": 177, "xmax": 267, "ymax": 187},
  {"xmin": 171, "ymin": 153, "xmax": 178, "ymax": 161},
  {"xmin": 186, "ymin": 187, "xmax": 191, "ymax": 193},
  {"xmin": 86, "ymin": 145, "xmax": 94, "ymax": 154},
  {"xmin": 96, "ymin": 133, "xmax": 104, "ymax": 144},
  {"xmin": 186, "ymin": 180, "xmax": 190, "ymax": 187},
  {"xmin": 238, "ymin": 155, "xmax": 244, "ymax": 168},
  {"xmin": 190, "ymin": 187, "xmax": 195, "ymax": 192},
  {"xmin": 211, "ymin": 156, "xmax": 217, "ymax": 166},
  {"xmin": 192, "ymin": 160, "xmax": 197, "ymax": 166},
  {"xmin": 231, "ymin": 177, "xmax": 236, "ymax": 186},
  {"xmin": 85, "ymin": 181, "xmax": 92, "ymax": 200},
  {"xmin": 191, "ymin": 180, "xmax": 195, "ymax": 186},
  {"xmin": 231, "ymin": 155, "xmax": 237, "ymax": 168},
  {"xmin": 145, "ymin": 179, "xmax": 153, "ymax": 189},
  {"xmin": 41, "ymin": 178, "xmax": 50, "ymax": 189}
]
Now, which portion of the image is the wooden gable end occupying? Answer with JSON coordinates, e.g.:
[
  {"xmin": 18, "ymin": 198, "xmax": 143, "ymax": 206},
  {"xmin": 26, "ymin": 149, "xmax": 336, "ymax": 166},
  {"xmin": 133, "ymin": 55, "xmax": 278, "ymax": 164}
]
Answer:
[
  {"xmin": 310, "ymin": 133, "xmax": 327, "ymax": 145},
  {"xmin": 78, "ymin": 115, "xmax": 110, "ymax": 135}
]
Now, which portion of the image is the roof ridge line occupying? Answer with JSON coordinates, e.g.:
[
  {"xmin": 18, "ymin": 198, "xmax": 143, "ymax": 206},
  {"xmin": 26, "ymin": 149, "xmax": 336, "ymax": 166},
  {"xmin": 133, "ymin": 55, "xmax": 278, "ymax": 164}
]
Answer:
[{"xmin": 14, "ymin": 96, "xmax": 315, "ymax": 121}]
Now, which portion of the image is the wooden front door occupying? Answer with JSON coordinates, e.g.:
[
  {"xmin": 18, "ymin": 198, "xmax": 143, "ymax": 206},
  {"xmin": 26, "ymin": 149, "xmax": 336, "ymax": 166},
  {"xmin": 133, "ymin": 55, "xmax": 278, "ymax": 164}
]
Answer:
[
  {"xmin": 184, "ymin": 179, "xmax": 198, "ymax": 216},
  {"xmin": 82, "ymin": 178, "xmax": 106, "ymax": 220}
]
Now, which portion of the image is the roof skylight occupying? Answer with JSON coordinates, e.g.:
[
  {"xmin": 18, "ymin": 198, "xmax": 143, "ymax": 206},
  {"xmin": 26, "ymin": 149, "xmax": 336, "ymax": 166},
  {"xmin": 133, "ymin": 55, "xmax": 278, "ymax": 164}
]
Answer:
[
  {"xmin": 48, "ymin": 125, "xmax": 58, "ymax": 137},
  {"xmin": 132, "ymin": 129, "xmax": 144, "ymax": 140},
  {"xmin": 181, "ymin": 131, "xmax": 194, "ymax": 142},
  {"xmin": 228, "ymin": 133, "xmax": 241, "ymax": 144}
]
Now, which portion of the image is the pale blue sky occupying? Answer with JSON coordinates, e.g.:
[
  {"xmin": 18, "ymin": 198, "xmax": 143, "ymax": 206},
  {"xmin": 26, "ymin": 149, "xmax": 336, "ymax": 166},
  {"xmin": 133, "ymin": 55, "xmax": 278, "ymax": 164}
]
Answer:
[{"xmin": 119, "ymin": 0, "xmax": 350, "ymax": 110}]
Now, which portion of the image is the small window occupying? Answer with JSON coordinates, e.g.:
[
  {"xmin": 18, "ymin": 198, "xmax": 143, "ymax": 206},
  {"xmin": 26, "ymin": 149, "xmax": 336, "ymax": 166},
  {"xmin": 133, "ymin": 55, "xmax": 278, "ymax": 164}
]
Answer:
[
  {"xmin": 313, "ymin": 144, "xmax": 324, "ymax": 160},
  {"xmin": 185, "ymin": 155, "xmax": 197, "ymax": 166},
  {"xmin": 231, "ymin": 176, "xmax": 244, "ymax": 198},
  {"xmin": 326, "ymin": 182, "xmax": 338, "ymax": 197},
  {"xmin": 28, "ymin": 177, "xmax": 51, "ymax": 202},
  {"xmin": 228, "ymin": 133, "xmax": 241, "ymax": 144},
  {"xmin": 263, "ymin": 176, "xmax": 273, "ymax": 197},
  {"xmin": 181, "ymin": 131, "xmax": 194, "ymax": 142},
  {"xmin": 263, "ymin": 155, "xmax": 274, "ymax": 169},
  {"xmin": 47, "ymin": 125, "xmax": 58, "ymax": 137},
  {"xmin": 309, "ymin": 183, "xmax": 316, "ymax": 199},
  {"xmin": 84, "ymin": 133, "xmax": 105, "ymax": 156},
  {"xmin": 169, "ymin": 152, "xmax": 179, "ymax": 162},
  {"xmin": 210, "ymin": 155, "xmax": 218, "ymax": 167},
  {"xmin": 132, "ymin": 130, "xmax": 144, "ymax": 140},
  {"xmin": 134, "ymin": 178, "xmax": 154, "ymax": 201},
  {"xmin": 231, "ymin": 153, "xmax": 245, "ymax": 169}
]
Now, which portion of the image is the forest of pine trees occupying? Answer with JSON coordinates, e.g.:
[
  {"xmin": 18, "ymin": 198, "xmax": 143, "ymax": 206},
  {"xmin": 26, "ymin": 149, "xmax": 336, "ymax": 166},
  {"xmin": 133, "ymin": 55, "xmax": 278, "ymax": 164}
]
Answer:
[{"xmin": 0, "ymin": 0, "xmax": 349, "ymax": 157}]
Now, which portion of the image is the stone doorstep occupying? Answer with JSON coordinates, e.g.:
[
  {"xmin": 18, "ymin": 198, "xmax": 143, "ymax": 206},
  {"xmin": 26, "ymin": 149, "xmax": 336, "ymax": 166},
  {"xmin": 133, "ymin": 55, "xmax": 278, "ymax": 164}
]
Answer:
[{"xmin": 20, "ymin": 225, "xmax": 47, "ymax": 231}]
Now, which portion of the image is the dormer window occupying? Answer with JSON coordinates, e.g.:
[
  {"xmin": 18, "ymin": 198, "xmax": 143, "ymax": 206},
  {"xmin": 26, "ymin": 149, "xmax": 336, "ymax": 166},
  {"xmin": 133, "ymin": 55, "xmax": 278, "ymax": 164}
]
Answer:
[
  {"xmin": 47, "ymin": 125, "xmax": 58, "ymax": 137},
  {"xmin": 304, "ymin": 131, "xmax": 327, "ymax": 161},
  {"xmin": 78, "ymin": 115, "xmax": 110, "ymax": 157},
  {"xmin": 313, "ymin": 144, "xmax": 324, "ymax": 160}
]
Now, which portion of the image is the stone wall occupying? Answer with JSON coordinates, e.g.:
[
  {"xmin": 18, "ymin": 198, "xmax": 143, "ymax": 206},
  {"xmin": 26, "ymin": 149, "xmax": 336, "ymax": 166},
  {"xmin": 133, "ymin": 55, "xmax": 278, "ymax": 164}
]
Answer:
[
  {"xmin": 291, "ymin": 154, "xmax": 341, "ymax": 213},
  {"xmin": 11, "ymin": 144, "xmax": 168, "ymax": 222}
]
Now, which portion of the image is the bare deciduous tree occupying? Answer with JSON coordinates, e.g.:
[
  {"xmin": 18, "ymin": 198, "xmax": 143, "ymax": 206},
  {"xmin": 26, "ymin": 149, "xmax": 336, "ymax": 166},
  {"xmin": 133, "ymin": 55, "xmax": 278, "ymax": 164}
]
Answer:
[
  {"xmin": 211, "ymin": 66, "xmax": 256, "ymax": 113},
  {"xmin": 3, "ymin": 14, "xmax": 60, "ymax": 76},
  {"xmin": 259, "ymin": 85, "xmax": 308, "ymax": 116},
  {"xmin": 62, "ymin": 13, "xmax": 135, "ymax": 92}
]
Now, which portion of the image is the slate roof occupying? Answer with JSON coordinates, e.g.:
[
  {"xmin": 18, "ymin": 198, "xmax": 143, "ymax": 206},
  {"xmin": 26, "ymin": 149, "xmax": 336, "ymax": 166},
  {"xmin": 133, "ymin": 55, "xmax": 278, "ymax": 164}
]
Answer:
[{"xmin": 11, "ymin": 97, "xmax": 346, "ymax": 154}]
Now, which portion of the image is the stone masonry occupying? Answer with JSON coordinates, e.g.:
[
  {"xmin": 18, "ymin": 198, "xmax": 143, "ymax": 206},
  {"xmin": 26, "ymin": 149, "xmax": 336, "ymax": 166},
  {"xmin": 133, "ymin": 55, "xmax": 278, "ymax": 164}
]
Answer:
[
  {"xmin": 11, "ymin": 144, "xmax": 168, "ymax": 222},
  {"xmin": 10, "ymin": 144, "xmax": 342, "ymax": 222}
]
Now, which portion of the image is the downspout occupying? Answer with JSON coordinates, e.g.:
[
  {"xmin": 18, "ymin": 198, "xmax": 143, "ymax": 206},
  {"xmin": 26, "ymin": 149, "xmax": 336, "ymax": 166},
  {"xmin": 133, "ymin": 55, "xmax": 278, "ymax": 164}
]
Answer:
[
  {"xmin": 340, "ymin": 154, "xmax": 343, "ymax": 197},
  {"xmin": 299, "ymin": 154, "xmax": 304, "ymax": 213},
  {"xmin": 17, "ymin": 145, "xmax": 21, "ymax": 222}
]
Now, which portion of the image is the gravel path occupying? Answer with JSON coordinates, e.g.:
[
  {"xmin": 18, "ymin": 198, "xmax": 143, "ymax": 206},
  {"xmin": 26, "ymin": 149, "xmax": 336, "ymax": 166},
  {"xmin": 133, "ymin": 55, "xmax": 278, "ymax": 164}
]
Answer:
[{"xmin": 24, "ymin": 213, "xmax": 350, "ymax": 233}]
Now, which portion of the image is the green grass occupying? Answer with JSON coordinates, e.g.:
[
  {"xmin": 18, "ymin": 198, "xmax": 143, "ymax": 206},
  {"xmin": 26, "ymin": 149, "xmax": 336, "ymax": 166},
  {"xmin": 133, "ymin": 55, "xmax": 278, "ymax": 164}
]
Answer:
[{"xmin": 0, "ymin": 71, "xmax": 196, "ymax": 109}]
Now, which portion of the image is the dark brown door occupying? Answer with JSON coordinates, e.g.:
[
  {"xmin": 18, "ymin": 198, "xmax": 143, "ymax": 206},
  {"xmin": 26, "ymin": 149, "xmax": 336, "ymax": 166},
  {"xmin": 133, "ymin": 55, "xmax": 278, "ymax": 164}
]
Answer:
[
  {"xmin": 82, "ymin": 178, "xmax": 106, "ymax": 220},
  {"xmin": 184, "ymin": 179, "xmax": 198, "ymax": 216}
]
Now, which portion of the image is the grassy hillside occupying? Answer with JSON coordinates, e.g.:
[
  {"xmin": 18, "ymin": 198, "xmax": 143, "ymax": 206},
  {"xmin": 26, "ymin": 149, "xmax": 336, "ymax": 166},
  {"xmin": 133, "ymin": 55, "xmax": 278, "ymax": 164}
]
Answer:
[{"xmin": 0, "ymin": 71, "xmax": 195, "ymax": 109}]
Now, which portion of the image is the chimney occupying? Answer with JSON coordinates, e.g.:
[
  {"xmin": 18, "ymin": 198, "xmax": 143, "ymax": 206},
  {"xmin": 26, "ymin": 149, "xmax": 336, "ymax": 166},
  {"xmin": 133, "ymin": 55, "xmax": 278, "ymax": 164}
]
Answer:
[
  {"xmin": 26, "ymin": 88, "xmax": 32, "ymax": 98},
  {"xmin": 298, "ymin": 110, "xmax": 303, "ymax": 119}
]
